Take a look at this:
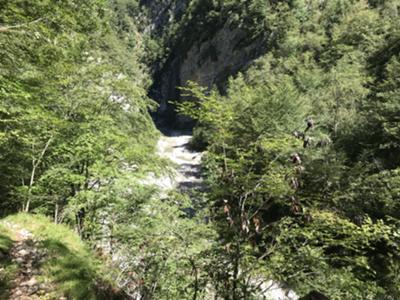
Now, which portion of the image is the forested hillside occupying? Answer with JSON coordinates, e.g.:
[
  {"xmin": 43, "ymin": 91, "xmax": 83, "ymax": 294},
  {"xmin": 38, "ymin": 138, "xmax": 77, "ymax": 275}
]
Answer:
[
  {"xmin": 1, "ymin": 0, "xmax": 400, "ymax": 299},
  {"xmin": 174, "ymin": 0, "xmax": 400, "ymax": 298},
  {"xmin": 0, "ymin": 0, "xmax": 159, "ymax": 215}
]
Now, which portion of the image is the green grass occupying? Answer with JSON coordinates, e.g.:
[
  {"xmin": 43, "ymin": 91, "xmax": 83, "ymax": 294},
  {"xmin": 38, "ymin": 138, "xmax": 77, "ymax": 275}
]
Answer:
[
  {"xmin": 0, "ymin": 224, "xmax": 16, "ymax": 299},
  {"xmin": 0, "ymin": 225, "xmax": 12, "ymax": 253},
  {"xmin": 2, "ymin": 213, "xmax": 124, "ymax": 300}
]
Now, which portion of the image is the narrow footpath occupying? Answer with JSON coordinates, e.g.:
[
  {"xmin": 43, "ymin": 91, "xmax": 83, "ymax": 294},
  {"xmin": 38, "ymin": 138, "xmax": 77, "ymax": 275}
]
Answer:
[{"xmin": 2, "ymin": 223, "xmax": 50, "ymax": 300}]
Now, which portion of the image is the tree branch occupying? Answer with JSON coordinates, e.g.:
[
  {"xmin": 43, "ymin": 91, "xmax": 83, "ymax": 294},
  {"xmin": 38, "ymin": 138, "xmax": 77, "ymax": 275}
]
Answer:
[
  {"xmin": 24, "ymin": 135, "xmax": 53, "ymax": 212},
  {"xmin": 0, "ymin": 18, "xmax": 43, "ymax": 33}
]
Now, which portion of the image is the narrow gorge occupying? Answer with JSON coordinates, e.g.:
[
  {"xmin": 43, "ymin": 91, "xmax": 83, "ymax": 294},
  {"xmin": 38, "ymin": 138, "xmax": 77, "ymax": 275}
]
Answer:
[{"xmin": 1, "ymin": 1, "xmax": 400, "ymax": 299}]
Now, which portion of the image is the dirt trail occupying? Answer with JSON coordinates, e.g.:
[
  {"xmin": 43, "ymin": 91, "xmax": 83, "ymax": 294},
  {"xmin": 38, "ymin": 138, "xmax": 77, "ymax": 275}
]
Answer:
[{"xmin": 2, "ymin": 223, "xmax": 50, "ymax": 300}]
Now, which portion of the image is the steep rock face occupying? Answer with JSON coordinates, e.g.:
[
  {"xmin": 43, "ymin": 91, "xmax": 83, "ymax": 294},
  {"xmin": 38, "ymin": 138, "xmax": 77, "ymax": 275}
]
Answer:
[
  {"xmin": 167, "ymin": 22, "xmax": 263, "ymax": 92},
  {"xmin": 156, "ymin": 22, "xmax": 265, "ymax": 127},
  {"xmin": 140, "ymin": 0, "xmax": 188, "ymax": 34},
  {"xmin": 142, "ymin": 1, "xmax": 267, "ymax": 128}
]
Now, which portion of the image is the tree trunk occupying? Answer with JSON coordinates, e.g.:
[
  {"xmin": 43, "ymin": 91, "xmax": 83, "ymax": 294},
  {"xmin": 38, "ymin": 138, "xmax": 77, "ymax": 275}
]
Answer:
[
  {"xmin": 232, "ymin": 242, "xmax": 240, "ymax": 300},
  {"xmin": 54, "ymin": 203, "xmax": 59, "ymax": 224},
  {"xmin": 24, "ymin": 136, "xmax": 53, "ymax": 212},
  {"xmin": 0, "ymin": 18, "xmax": 43, "ymax": 33},
  {"xmin": 190, "ymin": 258, "xmax": 199, "ymax": 300}
]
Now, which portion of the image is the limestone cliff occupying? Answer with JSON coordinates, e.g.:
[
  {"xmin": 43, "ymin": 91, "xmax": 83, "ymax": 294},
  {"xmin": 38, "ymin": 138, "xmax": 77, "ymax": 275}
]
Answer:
[
  {"xmin": 141, "ymin": 1, "xmax": 268, "ymax": 127},
  {"xmin": 140, "ymin": 0, "xmax": 188, "ymax": 34}
]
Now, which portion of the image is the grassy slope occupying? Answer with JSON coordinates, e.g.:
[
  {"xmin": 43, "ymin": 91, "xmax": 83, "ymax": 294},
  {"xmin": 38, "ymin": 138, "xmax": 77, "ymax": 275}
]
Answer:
[
  {"xmin": 0, "ymin": 213, "xmax": 124, "ymax": 300},
  {"xmin": 0, "ymin": 224, "xmax": 16, "ymax": 299}
]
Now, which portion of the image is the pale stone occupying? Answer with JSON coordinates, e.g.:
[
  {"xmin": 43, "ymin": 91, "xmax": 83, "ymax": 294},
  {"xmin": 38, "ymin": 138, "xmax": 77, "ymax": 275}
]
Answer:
[
  {"xmin": 18, "ymin": 249, "xmax": 29, "ymax": 256},
  {"xmin": 21, "ymin": 277, "xmax": 37, "ymax": 287}
]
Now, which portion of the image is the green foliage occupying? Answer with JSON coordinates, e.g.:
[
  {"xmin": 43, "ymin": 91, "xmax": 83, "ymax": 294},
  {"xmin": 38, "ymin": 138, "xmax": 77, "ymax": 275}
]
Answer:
[
  {"xmin": 114, "ymin": 197, "xmax": 216, "ymax": 299},
  {"xmin": 269, "ymin": 211, "xmax": 398, "ymax": 299},
  {"xmin": 84, "ymin": 175, "xmax": 218, "ymax": 299},
  {"xmin": 1, "ymin": 0, "xmax": 400, "ymax": 298},
  {"xmin": 175, "ymin": 0, "xmax": 400, "ymax": 298},
  {"xmin": 0, "ymin": 225, "xmax": 12, "ymax": 253},
  {"xmin": 0, "ymin": 0, "xmax": 159, "ymax": 217}
]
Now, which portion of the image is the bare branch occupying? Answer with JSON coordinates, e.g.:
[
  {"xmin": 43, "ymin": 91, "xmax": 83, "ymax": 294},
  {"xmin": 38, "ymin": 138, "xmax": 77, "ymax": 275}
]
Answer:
[
  {"xmin": 24, "ymin": 135, "xmax": 53, "ymax": 212},
  {"xmin": 0, "ymin": 18, "xmax": 43, "ymax": 33}
]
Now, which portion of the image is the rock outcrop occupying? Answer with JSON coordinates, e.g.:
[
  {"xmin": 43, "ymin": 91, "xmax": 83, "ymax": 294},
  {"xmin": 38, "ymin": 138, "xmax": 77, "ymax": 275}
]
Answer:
[
  {"xmin": 140, "ymin": 0, "xmax": 188, "ymax": 34},
  {"xmin": 142, "ymin": 1, "xmax": 267, "ymax": 128},
  {"xmin": 156, "ymin": 21, "xmax": 265, "ymax": 127}
]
